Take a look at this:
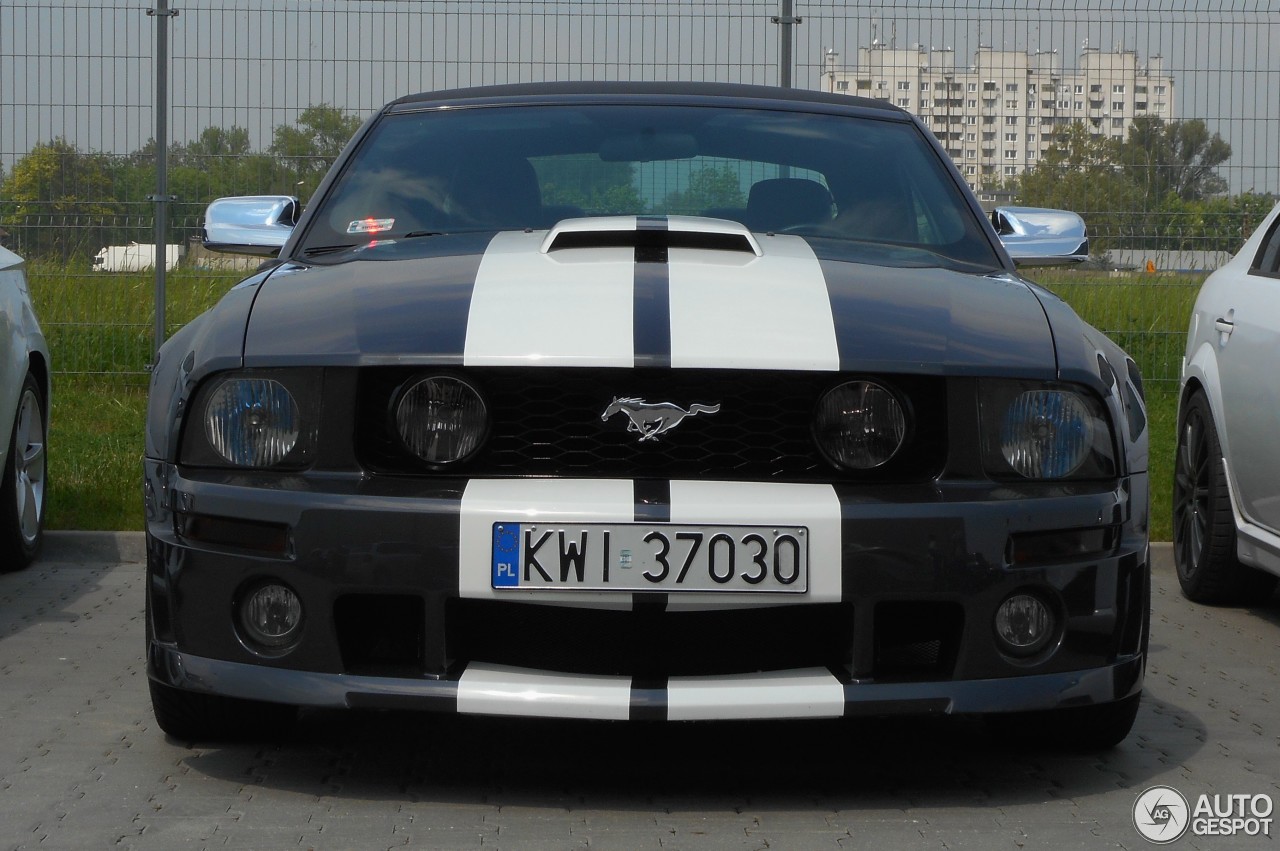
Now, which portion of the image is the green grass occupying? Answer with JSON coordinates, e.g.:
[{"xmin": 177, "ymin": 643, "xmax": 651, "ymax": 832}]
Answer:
[{"xmin": 29, "ymin": 265, "xmax": 1190, "ymax": 539}]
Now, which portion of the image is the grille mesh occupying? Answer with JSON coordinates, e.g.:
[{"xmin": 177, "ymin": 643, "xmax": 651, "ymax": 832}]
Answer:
[{"xmin": 358, "ymin": 367, "xmax": 946, "ymax": 481}]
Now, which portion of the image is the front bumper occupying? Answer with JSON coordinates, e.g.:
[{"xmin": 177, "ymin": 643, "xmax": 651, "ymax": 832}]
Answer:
[{"xmin": 144, "ymin": 459, "xmax": 1149, "ymax": 721}]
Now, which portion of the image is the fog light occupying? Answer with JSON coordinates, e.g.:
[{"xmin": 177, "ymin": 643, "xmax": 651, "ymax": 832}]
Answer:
[
  {"xmin": 994, "ymin": 593, "xmax": 1056, "ymax": 657},
  {"xmin": 239, "ymin": 583, "xmax": 303, "ymax": 650}
]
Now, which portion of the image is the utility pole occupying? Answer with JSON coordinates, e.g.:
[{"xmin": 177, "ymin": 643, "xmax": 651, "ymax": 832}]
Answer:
[
  {"xmin": 147, "ymin": 1, "xmax": 179, "ymax": 364},
  {"xmin": 771, "ymin": 1, "xmax": 802, "ymax": 88}
]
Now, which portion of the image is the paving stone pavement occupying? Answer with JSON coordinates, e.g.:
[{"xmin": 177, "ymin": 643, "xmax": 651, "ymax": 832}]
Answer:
[{"xmin": 1, "ymin": 534, "xmax": 1278, "ymax": 850}]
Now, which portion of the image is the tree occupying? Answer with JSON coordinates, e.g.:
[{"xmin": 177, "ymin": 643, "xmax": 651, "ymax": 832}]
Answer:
[
  {"xmin": 662, "ymin": 164, "xmax": 745, "ymax": 215},
  {"xmin": 1015, "ymin": 123, "xmax": 1139, "ymax": 253},
  {"xmin": 0, "ymin": 138, "xmax": 123, "ymax": 260},
  {"xmin": 536, "ymin": 156, "xmax": 645, "ymax": 214},
  {"xmin": 1122, "ymin": 116, "xmax": 1231, "ymax": 203},
  {"xmin": 269, "ymin": 105, "xmax": 363, "ymax": 198}
]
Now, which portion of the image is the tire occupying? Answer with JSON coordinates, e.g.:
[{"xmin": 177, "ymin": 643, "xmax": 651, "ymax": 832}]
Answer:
[
  {"xmin": 1172, "ymin": 391, "xmax": 1279, "ymax": 604},
  {"xmin": 149, "ymin": 678, "xmax": 298, "ymax": 742},
  {"xmin": 0, "ymin": 373, "xmax": 47, "ymax": 571},
  {"xmin": 993, "ymin": 693, "xmax": 1141, "ymax": 751}
]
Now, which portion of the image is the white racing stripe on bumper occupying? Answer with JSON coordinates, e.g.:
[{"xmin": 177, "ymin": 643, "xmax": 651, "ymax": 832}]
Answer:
[
  {"xmin": 457, "ymin": 663, "xmax": 632, "ymax": 720},
  {"xmin": 463, "ymin": 230, "xmax": 636, "ymax": 367},
  {"xmin": 667, "ymin": 668, "xmax": 847, "ymax": 720},
  {"xmin": 667, "ymin": 234, "xmax": 839, "ymax": 370}
]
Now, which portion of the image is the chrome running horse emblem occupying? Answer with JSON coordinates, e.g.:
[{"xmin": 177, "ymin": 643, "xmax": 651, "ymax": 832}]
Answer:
[{"xmin": 601, "ymin": 397, "xmax": 721, "ymax": 442}]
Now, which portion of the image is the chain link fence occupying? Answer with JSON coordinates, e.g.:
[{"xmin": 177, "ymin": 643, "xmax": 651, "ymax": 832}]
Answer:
[{"xmin": 3, "ymin": 1, "xmax": 1277, "ymax": 386}]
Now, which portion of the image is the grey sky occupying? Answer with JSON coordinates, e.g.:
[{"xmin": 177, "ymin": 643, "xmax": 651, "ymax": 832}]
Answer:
[{"xmin": 2, "ymin": 1, "xmax": 1277, "ymax": 193}]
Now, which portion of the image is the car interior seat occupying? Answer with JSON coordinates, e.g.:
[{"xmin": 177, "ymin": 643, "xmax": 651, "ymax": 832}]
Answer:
[{"xmin": 745, "ymin": 178, "xmax": 834, "ymax": 232}]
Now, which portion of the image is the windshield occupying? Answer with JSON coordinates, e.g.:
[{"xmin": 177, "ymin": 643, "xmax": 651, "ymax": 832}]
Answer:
[{"xmin": 299, "ymin": 103, "xmax": 1000, "ymax": 268}]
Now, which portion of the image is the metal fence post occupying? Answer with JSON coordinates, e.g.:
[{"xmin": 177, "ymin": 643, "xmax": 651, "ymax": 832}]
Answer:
[
  {"xmin": 771, "ymin": 1, "xmax": 801, "ymax": 88},
  {"xmin": 147, "ymin": 1, "xmax": 179, "ymax": 365}
]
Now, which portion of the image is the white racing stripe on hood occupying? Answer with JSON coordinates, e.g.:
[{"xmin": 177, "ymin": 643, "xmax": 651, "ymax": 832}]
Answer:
[
  {"xmin": 464, "ymin": 229, "xmax": 636, "ymax": 367},
  {"xmin": 668, "ymin": 234, "xmax": 839, "ymax": 370}
]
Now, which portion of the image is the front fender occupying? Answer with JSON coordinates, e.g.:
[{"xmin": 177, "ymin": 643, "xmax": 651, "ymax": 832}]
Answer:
[{"xmin": 145, "ymin": 269, "xmax": 274, "ymax": 461}]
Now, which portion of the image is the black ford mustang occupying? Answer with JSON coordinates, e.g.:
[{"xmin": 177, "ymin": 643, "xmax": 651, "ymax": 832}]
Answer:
[{"xmin": 144, "ymin": 82, "xmax": 1149, "ymax": 746}]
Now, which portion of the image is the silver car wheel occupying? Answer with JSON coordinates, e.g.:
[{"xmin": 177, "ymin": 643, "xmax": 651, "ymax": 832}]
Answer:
[{"xmin": 13, "ymin": 385, "xmax": 46, "ymax": 546}]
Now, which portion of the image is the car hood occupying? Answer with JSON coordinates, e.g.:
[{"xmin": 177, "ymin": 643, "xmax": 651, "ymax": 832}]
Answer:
[{"xmin": 243, "ymin": 228, "xmax": 1056, "ymax": 376}]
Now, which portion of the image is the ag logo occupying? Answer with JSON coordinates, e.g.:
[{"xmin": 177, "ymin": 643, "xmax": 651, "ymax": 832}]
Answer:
[{"xmin": 1133, "ymin": 785, "xmax": 1190, "ymax": 844}]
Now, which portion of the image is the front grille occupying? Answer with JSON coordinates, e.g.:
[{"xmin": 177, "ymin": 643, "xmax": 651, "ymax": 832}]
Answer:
[
  {"xmin": 447, "ymin": 598, "xmax": 856, "ymax": 677},
  {"xmin": 357, "ymin": 367, "xmax": 947, "ymax": 482}
]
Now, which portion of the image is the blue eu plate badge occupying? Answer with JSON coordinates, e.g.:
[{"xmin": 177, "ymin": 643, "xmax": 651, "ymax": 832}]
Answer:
[{"xmin": 492, "ymin": 524, "xmax": 521, "ymax": 587}]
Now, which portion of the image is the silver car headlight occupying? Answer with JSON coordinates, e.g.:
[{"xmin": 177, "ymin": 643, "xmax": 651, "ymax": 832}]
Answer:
[
  {"xmin": 182, "ymin": 370, "xmax": 320, "ymax": 469},
  {"xmin": 393, "ymin": 374, "xmax": 489, "ymax": 465},
  {"xmin": 980, "ymin": 380, "xmax": 1116, "ymax": 480},
  {"xmin": 813, "ymin": 380, "xmax": 907, "ymax": 471}
]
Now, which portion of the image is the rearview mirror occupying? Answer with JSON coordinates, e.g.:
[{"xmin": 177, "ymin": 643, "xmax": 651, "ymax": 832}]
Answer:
[
  {"xmin": 993, "ymin": 206, "xmax": 1088, "ymax": 267},
  {"xmin": 202, "ymin": 195, "xmax": 299, "ymax": 257}
]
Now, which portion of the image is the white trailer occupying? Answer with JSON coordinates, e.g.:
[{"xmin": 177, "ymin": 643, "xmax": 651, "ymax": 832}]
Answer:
[{"xmin": 92, "ymin": 243, "xmax": 182, "ymax": 272}]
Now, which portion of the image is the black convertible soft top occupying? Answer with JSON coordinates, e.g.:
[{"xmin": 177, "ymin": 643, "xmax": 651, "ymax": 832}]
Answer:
[{"xmin": 389, "ymin": 80, "xmax": 900, "ymax": 115}]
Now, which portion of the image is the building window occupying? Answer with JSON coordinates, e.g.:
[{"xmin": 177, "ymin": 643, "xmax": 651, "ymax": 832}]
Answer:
[
  {"xmin": 965, "ymin": 149, "xmax": 976, "ymax": 159},
  {"xmin": 1005, "ymin": 99, "xmax": 1018, "ymax": 109},
  {"xmin": 1112, "ymin": 117, "xmax": 1125, "ymax": 128},
  {"xmin": 1074, "ymin": 84, "xmax": 1084, "ymax": 94},
  {"xmin": 1027, "ymin": 150, "xmax": 1037, "ymax": 159},
  {"xmin": 897, "ymin": 98, "xmax": 911, "ymax": 107},
  {"xmin": 1005, "ymin": 83, "xmax": 1019, "ymax": 92},
  {"xmin": 964, "ymin": 165, "xmax": 976, "ymax": 175},
  {"xmin": 897, "ymin": 81, "xmax": 912, "ymax": 91},
  {"xmin": 919, "ymin": 99, "xmax": 931, "ymax": 109},
  {"xmin": 1004, "ymin": 165, "xmax": 1018, "ymax": 176},
  {"xmin": 983, "ymin": 116, "xmax": 996, "ymax": 125},
  {"xmin": 1004, "ymin": 132, "xmax": 1018, "ymax": 142},
  {"xmin": 837, "ymin": 80, "xmax": 850, "ymax": 91},
  {"xmin": 967, "ymin": 82, "xmax": 978, "ymax": 92},
  {"xmin": 856, "ymin": 80, "xmax": 871, "ymax": 90},
  {"xmin": 1074, "ymin": 100, "xmax": 1083, "ymax": 109},
  {"xmin": 1027, "ymin": 134, "xmax": 1036, "ymax": 143},
  {"xmin": 1005, "ymin": 149, "xmax": 1019, "ymax": 159},
  {"xmin": 1156, "ymin": 85, "xmax": 1167, "ymax": 95},
  {"xmin": 1028, "ymin": 83, "xmax": 1038, "ymax": 93},
  {"xmin": 983, "ymin": 81, "xmax": 997, "ymax": 91},
  {"xmin": 1058, "ymin": 100, "xmax": 1070, "ymax": 109},
  {"xmin": 1005, "ymin": 116, "xmax": 1018, "ymax": 125},
  {"xmin": 1027, "ymin": 116, "xmax": 1036, "ymax": 126},
  {"xmin": 1112, "ymin": 101, "xmax": 1124, "ymax": 111},
  {"xmin": 967, "ymin": 99, "xmax": 977, "ymax": 107},
  {"xmin": 1091, "ymin": 83, "xmax": 1102, "ymax": 92},
  {"xmin": 920, "ymin": 81, "xmax": 932, "ymax": 91},
  {"xmin": 875, "ymin": 81, "xmax": 887, "ymax": 89},
  {"xmin": 1113, "ymin": 84, "xmax": 1125, "ymax": 93}
]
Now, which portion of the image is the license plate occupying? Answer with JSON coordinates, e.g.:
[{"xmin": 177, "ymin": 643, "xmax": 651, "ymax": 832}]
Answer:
[{"xmin": 491, "ymin": 522, "xmax": 808, "ymax": 592}]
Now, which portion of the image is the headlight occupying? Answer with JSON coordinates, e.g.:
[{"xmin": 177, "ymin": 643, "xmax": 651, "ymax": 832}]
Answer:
[
  {"xmin": 205, "ymin": 377, "xmax": 300, "ymax": 466},
  {"xmin": 980, "ymin": 380, "xmax": 1116, "ymax": 479},
  {"xmin": 182, "ymin": 370, "xmax": 320, "ymax": 469},
  {"xmin": 813, "ymin": 380, "xmax": 907, "ymax": 470},
  {"xmin": 393, "ymin": 374, "xmax": 488, "ymax": 465}
]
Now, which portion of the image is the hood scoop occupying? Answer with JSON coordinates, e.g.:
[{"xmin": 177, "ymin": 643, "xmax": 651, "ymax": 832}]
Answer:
[{"xmin": 541, "ymin": 215, "xmax": 763, "ymax": 257}]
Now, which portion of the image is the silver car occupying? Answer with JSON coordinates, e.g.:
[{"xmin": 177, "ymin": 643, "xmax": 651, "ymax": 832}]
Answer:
[
  {"xmin": 0, "ymin": 245, "xmax": 50, "ymax": 569},
  {"xmin": 1175, "ymin": 201, "xmax": 1280, "ymax": 602}
]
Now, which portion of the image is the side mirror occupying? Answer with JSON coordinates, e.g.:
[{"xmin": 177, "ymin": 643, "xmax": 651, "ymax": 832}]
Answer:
[
  {"xmin": 202, "ymin": 195, "xmax": 299, "ymax": 257},
  {"xmin": 992, "ymin": 206, "xmax": 1088, "ymax": 267}
]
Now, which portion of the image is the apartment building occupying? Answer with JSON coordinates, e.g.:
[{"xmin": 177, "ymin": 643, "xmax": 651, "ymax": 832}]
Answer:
[{"xmin": 828, "ymin": 44, "xmax": 1175, "ymax": 193}]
